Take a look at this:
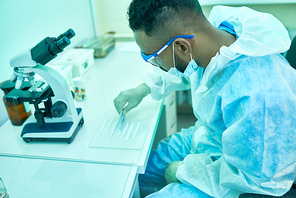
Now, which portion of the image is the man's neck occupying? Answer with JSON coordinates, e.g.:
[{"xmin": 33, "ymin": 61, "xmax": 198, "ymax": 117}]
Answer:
[{"xmin": 195, "ymin": 26, "xmax": 236, "ymax": 69}]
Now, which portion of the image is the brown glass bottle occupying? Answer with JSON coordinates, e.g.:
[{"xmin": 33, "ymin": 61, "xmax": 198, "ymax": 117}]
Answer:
[{"xmin": 0, "ymin": 80, "xmax": 31, "ymax": 126}]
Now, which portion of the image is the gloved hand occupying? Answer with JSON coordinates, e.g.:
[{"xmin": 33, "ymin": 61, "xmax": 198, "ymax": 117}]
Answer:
[
  {"xmin": 114, "ymin": 83, "xmax": 151, "ymax": 115},
  {"xmin": 165, "ymin": 161, "xmax": 182, "ymax": 184}
]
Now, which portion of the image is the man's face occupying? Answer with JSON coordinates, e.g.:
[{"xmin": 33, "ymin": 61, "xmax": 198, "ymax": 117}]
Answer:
[{"xmin": 134, "ymin": 30, "xmax": 176, "ymax": 72}]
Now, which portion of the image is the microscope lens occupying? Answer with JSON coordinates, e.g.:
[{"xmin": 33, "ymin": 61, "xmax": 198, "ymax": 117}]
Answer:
[
  {"xmin": 56, "ymin": 29, "xmax": 75, "ymax": 40},
  {"xmin": 65, "ymin": 29, "xmax": 75, "ymax": 39},
  {"xmin": 57, "ymin": 37, "xmax": 71, "ymax": 50},
  {"xmin": 49, "ymin": 37, "xmax": 70, "ymax": 55}
]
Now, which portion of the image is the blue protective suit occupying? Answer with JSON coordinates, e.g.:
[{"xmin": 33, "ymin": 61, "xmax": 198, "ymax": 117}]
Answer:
[{"xmin": 140, "ymin": 6, "xmax": 296, "ymax": 198}]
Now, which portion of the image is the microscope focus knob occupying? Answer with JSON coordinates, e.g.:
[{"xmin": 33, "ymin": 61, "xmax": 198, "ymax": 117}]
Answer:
[{"xmin": 51, "ymin": 101, "xmax": 67, "ymax": 118}]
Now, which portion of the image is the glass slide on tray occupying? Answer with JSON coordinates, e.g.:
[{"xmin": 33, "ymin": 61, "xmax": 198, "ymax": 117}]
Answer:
[{"xmin": 89, "ymin": 110, "xmax": 151, "ymax": 150}]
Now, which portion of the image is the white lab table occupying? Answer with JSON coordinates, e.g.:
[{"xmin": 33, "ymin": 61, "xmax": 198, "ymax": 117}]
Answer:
[
  {"xmin": 0, "ymin": 42, "xmax": 163, "ymax": 197},
  {"xmin": 0, "ymin": 156, "xmax": 138, "ymax": 198}
]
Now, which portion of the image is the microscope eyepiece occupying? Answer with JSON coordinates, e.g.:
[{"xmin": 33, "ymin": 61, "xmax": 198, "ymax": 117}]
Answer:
[
  {"xmin": 56, "ymin": 29, "xmax": 75, "ymax": 41},
  {"xmin": 31, "ymin": 29, "xmax": 75, "ymax": 65},
  {"xmin": 57, "ymin": 37, "xmax": 71, "ymax": 49},
  {"xmin": 50, "ymin": 36, "xmax": 71, "ymax": 55}
]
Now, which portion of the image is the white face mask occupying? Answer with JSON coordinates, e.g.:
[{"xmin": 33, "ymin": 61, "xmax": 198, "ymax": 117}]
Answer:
[{"xmin": 168, "ymin": 43, "xmax": 198, "ymax": 77}]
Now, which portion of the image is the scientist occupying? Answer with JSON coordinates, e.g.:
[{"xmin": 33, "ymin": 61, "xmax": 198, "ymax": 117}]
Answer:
[{"xmin": 114, "ymin": 0, "xmax": 296, "ymax": 197}]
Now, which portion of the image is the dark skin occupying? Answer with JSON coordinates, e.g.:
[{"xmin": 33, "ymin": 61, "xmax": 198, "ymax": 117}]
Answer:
[
  {"xmin": 133, "ymin": 23, "xmax": 236, "ymax": 183},
  {"xmin": 134, "ymin": 24, "xmax": 236, "ymax": 72}
]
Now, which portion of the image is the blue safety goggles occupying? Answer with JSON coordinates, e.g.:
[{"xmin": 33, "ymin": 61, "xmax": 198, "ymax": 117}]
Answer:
[{"xmin": 140, "ymin": 35, "xmax": 195, "ymax": 66}]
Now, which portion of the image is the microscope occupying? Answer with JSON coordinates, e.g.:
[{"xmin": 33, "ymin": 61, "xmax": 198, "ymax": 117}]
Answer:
[{"xmin": 5, "ymin": 29, "xmax": 84, "ymax": 143}]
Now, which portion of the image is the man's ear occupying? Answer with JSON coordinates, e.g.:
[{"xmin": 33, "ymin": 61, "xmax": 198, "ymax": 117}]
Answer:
[{"xmin": 174, "ymin": 38, "xmax": 192, "ymax": 56}]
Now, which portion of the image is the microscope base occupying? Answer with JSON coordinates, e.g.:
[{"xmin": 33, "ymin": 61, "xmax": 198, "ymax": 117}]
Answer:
[{"xmin": 21, "ymin": 108, "xmax": 84, "ymax": 144}]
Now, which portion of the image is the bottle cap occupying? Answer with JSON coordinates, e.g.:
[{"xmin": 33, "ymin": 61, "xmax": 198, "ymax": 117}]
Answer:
[
  {"xmin": 0, "ymin": 80, "xmax": 15, "ymax": 95},
  {"xmin": 72, "ymin": 77, "xmax": 83, "ymax": 86}
]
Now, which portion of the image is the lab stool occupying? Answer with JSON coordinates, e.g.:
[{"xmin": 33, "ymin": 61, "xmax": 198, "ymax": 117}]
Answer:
[{"xmin": 239, "ymin": 184, "xmax": 296, "ymax": 198}]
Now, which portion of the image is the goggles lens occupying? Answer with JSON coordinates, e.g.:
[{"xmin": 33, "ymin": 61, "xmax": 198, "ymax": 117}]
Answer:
[{"xmin": 149, "ymin": 56, "xmax": 163, "ymax": 67}]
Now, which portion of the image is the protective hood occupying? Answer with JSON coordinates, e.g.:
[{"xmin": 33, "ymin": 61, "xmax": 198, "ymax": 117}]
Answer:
[
  {"xmin": 209, "ymin": 5, "xmax": 291, "ymax": 57},
  {"xmin": 193, "ymin": 6, "xmax": 291, "ymax": 94}
]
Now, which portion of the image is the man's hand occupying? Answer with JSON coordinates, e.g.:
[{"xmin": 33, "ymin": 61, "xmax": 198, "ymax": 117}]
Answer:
[
  {"xmin": 165, "ymin": 161, "xmax": 182, "ymax": 184},
  {"xmin": 113, "ymin": 83, "xmax": 151, "ymax": 115}
]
